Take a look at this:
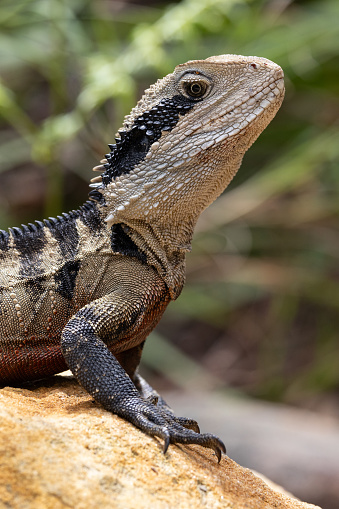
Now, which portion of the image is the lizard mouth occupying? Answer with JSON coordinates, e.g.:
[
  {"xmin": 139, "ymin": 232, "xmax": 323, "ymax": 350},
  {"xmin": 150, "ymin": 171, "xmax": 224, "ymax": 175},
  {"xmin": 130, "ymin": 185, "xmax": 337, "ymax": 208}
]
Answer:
[{"xmin": 213, "ymin": 74, "xmax": 284, "ymax": 131}]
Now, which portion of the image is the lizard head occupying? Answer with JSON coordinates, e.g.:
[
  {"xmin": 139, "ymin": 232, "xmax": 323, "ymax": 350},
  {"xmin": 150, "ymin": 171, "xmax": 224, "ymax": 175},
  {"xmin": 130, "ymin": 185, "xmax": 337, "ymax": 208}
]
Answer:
[{"xmin": 90, "ymin": 54, "xmax": 284, "ymax": 234}]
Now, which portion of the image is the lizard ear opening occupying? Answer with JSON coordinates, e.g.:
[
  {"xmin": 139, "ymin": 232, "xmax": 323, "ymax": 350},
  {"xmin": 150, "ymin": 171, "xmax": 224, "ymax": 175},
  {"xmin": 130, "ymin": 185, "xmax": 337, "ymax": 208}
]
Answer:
[{"xmin": 179, "ymin": 73, "xmax": 212, "ymax": 100}]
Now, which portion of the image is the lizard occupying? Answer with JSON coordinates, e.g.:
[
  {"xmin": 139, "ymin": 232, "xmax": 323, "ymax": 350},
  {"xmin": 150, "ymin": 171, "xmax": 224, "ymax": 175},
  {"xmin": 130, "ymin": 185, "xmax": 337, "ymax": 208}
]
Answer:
[{"xmin": 0, "ymin": 54, "xmax": 284, "ymax": 461}]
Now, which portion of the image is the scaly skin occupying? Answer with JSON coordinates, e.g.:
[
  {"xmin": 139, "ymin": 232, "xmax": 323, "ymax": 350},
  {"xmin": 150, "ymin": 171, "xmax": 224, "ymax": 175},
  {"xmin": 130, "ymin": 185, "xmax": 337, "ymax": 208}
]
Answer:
[{"xmin": 0, "ymin": 55, "xmax": 284, "ymax": 461}]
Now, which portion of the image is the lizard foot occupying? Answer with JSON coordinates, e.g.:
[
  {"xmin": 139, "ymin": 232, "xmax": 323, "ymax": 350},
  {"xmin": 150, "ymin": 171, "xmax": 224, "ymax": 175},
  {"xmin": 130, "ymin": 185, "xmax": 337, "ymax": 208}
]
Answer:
[
  {"xmin": 119, "ymin": 397, "xmax": 226, "ymax": 462},
  {"xmin": 135, "ymin": 373, "xmax": 200, "ymax": 432}
]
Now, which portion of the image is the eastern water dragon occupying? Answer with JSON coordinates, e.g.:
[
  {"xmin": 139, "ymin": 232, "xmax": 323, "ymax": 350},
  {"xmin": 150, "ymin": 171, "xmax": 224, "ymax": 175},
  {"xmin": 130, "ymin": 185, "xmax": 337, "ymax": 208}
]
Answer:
[{"xmin": 0, "ymin": 55, "xmax": 284, "ymax": 461}]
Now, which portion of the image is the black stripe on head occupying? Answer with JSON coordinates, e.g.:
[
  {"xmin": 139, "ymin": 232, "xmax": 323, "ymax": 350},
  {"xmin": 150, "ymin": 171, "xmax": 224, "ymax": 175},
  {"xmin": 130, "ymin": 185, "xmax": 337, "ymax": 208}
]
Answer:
[
  {"xmin": 102, "ymin": 94, "xmax": 196, "ymax": 185},
  {"xmin": 111, "ymin": 224, "xmax": 147, "ymax": 264}
]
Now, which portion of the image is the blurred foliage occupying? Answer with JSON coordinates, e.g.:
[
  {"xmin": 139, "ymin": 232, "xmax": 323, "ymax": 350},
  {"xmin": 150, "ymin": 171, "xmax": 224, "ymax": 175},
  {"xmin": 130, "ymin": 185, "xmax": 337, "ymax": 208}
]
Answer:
[{"xmin": 0, "ymin": 0, "xmax": 339, "ymax": 411}]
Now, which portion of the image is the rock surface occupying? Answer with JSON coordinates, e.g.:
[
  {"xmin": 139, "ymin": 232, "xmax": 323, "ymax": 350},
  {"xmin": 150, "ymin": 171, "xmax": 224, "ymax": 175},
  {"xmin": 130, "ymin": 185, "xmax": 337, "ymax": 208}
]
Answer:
[
  {"xmin": 166, "ymin": 392, "xmax": 339, "ymax": 508},
  {"xmin": 0, "ymin": 375, "xmax": 321, "ymax": 509}
]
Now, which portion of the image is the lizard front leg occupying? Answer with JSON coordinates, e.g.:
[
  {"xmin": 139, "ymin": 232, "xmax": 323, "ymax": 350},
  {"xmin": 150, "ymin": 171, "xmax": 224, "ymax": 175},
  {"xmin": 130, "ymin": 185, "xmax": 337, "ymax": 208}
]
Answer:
[
  {"xmin": 116, "ymin": 344, "xmax": 172, "ymax": 411},
  {"xmin": 60, "ymin": 292, "xmax": 225, "ymax": 461}
]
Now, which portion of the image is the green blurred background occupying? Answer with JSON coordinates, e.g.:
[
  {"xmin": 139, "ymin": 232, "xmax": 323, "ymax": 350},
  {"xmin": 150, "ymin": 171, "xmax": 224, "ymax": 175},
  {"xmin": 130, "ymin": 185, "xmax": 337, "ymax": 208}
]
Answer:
[{"xmin": 0, "ymin": 0, "xmax": 339, "ymax": 502}]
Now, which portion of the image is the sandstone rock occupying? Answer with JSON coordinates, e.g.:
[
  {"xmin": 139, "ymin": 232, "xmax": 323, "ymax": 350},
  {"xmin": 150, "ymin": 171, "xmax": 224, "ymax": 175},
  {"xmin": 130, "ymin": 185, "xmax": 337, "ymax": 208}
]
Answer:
[
  {"xmin": 166, "ymin": 392, "xmax": 339, "ymax": 507},
  {"xmin": 0, "ymin": 375, "xmax": 321, "ymax": 509}
]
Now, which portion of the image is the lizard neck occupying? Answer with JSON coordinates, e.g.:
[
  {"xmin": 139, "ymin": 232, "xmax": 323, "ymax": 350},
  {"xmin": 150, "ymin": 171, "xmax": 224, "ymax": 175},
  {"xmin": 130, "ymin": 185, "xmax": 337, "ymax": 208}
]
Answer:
[
  {"xmin": 113, "ymin": 217, "xmax": 192, "ymax": 300},
  {"xmin": 94, "ymin": 150, "xmax": 244, "ymax": 299}
]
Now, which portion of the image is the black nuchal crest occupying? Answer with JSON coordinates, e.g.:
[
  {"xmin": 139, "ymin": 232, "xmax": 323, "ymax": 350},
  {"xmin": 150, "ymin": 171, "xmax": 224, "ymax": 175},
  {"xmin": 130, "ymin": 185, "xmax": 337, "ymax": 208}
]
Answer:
[{"xmin": 101, "ymin": 94, "xmax": 197, "ymax": 186}]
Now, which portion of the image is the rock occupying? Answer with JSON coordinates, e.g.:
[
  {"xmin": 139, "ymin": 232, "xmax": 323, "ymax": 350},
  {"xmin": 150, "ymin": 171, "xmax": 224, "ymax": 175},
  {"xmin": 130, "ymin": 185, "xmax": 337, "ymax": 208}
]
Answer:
[
  {"xmin": 0, "ymin": 375, "xmax": 321, "ymax": 509},
  {"xmin": 166, "ymin": 392, "xmax": 339, "ymax": 507}
]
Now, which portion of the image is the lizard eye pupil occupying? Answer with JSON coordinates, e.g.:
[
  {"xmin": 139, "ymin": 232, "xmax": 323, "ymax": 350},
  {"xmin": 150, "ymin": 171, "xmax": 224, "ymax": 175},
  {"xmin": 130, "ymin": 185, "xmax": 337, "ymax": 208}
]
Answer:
[
  {"xmin": 190, "ymin": 83, "xmax": 202, "ymax": 95},
  {"xmin": 183, "ymin": 80, "xmax": 208, "ymax": 99}
]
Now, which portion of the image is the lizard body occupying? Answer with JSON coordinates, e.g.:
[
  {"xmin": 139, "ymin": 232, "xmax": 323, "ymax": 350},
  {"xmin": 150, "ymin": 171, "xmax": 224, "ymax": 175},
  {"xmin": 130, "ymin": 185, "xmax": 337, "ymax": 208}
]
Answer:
[{"xmin": 0, "ymin": 55, "xmax": 284, "ymax": 460}]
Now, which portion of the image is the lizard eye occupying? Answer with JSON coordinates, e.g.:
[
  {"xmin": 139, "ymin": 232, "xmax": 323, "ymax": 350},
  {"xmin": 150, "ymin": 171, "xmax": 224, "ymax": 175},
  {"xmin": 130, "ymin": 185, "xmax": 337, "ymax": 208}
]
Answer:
[{"xmin": 180, "ymin": 75, "xmax": 211, "ymax": 100}]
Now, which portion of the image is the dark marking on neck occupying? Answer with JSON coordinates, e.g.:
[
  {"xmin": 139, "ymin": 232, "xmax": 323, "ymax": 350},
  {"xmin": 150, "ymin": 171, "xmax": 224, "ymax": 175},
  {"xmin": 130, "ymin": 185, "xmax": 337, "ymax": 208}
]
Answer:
[
  {"xmin": 54, "ymin": 260, "xmax": 80, "ymax": 301},
  {"xmin": 111, "ymin": 224, "xmax": 147, "ymax": 264},
  {"xmin": 101, "ymin": 94, "xmax": 196, "ymax": 186}
]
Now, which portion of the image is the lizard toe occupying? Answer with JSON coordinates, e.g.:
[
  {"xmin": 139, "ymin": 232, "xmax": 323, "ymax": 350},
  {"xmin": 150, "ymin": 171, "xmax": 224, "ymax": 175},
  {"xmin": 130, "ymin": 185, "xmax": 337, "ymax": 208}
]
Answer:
[
  {"xmin": 117, "ymin": 397, "xmax": 226, "ymax": 461},
  {"xmin": 158, "ymin": 418, "xmax": 226, "ymax": 462},
  {"xmin": 170, "ymin": 416, "xmax": 200, "ymax": 433}
]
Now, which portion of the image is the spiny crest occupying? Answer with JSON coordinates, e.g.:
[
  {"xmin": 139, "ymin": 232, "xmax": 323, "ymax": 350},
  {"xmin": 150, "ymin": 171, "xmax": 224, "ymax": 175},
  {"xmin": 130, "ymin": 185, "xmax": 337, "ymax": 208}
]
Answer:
[{"xmin": 0, "ymin": 202, "xmax": 103, "ymax": 254}]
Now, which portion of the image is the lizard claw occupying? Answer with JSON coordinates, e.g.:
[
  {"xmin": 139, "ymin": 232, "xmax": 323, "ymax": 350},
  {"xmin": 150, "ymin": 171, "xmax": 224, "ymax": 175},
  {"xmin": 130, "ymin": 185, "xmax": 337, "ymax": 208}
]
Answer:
[
  {"xmin": 120, "ymin": 397, "xmax": 226, "ymax": 461},
  {"xmin": 163, "ymin": 432, "xmax": 170, "ymax": 454},
  {"xmin": 212, "ymin": 436, "xmax": 226, "ymax": 463}
]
